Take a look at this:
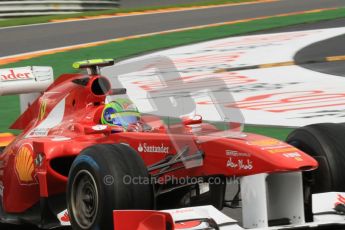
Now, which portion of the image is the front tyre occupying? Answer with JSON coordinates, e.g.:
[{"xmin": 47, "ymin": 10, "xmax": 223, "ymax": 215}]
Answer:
[
  {"xmin": 67, "ymin": 144, "xmax": 153, "ymax": 230},
  {"xmin": 287, "ymin": 123, "xmax": 345, "ymax": 192},
  {"xmin": 287, "ymin": 123, "xmax": 345, "ymax": 221}
]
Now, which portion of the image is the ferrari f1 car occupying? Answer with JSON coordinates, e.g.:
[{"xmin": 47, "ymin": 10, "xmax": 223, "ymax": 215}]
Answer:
[{"xmin": 0, "ymin": 59, "xmax": 345, "ymax": 230}]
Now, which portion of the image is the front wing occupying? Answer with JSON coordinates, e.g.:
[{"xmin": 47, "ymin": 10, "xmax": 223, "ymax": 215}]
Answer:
[{"xmin": 113, "ymin": 193, "xmax": 345, "ymax": 230}]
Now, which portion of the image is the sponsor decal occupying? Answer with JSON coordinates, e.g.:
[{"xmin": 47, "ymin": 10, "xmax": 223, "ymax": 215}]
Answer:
[
  {"xmin": 57, "ymin": 210, "xmax": 71, "ymax": 226},
  {"xmin": 137, "ymin": 143, "xmax": 169, "ymax": 154},
  {"xmin": 15, "ymin": 144, "xmax": 37, "ymax": 184},
  {"xmin": 0, "ymin": 69, "xmax": 33, "ymax": 81},
  {"xmin": 27, "ymin": 128, "xmax": 49, "ymax": 137},
  {"xmin": 175, "ymin": 220, "xmax": 203, "ymax": 229},
  {"xmin": 247, "ymin": 139, "xmax": 282, "ymax": 147},
  {"xmin": 282, "ymin": 152, "xmax": 303, "ymax": 161},
  {"xmin": 226, "ymin": 150, "xmax": 251, "ymax": 157},
  {"xmin": 268, "ymin": 147, "xmax": 298, "ymax": 154},
  {"xmin": 92, "ymin": 125, "xmax": 107, "ymax": 131},
  {"xmin": 169, "ymin": 208, "xmax": 194, "ymax": 215},
  {"xmin": 282, "ymin": 152, "xmax": 301, "ymax": 158},
  {"xmin": 227, "ymin": 157, "xmax": 253, "ymax": 170}
]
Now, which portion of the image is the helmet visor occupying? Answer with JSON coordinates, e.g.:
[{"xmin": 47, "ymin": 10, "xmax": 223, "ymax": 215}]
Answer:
[{"xmin": 103, "ymin": 107, "xmax": 139, "ymax": 127}]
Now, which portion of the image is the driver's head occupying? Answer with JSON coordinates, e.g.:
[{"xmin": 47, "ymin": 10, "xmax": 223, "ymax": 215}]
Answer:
[{"xmin": 101, "ymin": 98, "xmax": 140, "ymax": 128}]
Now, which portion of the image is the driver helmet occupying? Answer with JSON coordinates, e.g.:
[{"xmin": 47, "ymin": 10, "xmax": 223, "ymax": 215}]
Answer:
[{"xmin": 101, "ymin": 98, "xmax": 140, "ymax": 129}]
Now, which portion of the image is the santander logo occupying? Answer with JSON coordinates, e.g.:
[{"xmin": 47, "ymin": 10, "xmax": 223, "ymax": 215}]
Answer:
[
  {"xmin": 138, "ymin": 143, "xmax": 144, "ymax": 152},
  {"xmin": 137, "ymin": 143, "xmax": 169, "ymax": 154},
  {"xmin": 0, "ymin": 69, "xmax": 33, "ymax": 81}
]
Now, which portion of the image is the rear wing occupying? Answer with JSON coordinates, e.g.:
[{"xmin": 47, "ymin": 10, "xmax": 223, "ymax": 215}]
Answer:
[{"xmin": 0, "ymin": 66, "xmax": 54, "ymax": 113}]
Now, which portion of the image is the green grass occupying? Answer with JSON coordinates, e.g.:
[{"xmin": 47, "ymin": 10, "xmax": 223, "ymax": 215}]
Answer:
[
  {"xmin": 0, "ymin": 0, "xmax": 255, "ymax": 28},
  {"xmin": 244, "ymin": 126, "xmax": 292, "ymax": 140},
  {"xmin": 2, "ymin": 7, "xmax": 345, "ymax": 137}
]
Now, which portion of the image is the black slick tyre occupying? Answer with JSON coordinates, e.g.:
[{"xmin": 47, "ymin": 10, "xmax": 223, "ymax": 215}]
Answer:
[{"xmin": 67, "ymin": 144, "xmax": 153, "ymax": 230}]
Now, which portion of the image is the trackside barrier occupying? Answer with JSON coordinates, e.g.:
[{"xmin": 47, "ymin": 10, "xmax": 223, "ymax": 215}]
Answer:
[{"xmin": 0, "ymin": 0, "xmax": 120, "ymax": 17}]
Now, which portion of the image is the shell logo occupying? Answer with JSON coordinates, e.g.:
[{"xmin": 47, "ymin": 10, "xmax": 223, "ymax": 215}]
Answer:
[{"xmin": 15, "ymin": 144, "xmax": 35, "ymax": 183}]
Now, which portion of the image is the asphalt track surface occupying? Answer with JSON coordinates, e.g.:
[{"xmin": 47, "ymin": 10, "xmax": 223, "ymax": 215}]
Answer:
[
  {"xmin": 255, "ymin": 17, "xmax": 345, "ymax": 78},
  {"xmin": 294, "ymin": 30, "xmax": 345, "ymax": 77},
  {"xmin": 1, "ymin": 0, "xmax": 345, "ymax": 58},
  {"xmin": 250, "ymin": 17, "xmax": 345, "ymax": 78},
  {"xmin": 120, "ymin": 0, "xmax": 208, "ymax": 8}
]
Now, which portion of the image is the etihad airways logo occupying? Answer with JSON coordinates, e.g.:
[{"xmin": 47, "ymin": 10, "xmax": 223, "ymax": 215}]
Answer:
[{"xmin": 137, "ymin": 143, "xmax": 169, "ymax": 154}]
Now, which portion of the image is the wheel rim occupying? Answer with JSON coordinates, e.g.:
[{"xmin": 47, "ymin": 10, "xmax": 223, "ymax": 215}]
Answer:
[{"xmin": 71, "ymin": 170, "xmax": 99, "ymax": 229}]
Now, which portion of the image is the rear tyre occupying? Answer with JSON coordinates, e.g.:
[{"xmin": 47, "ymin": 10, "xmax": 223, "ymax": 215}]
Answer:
[
  {"xmin": 67, "ymin": 144, "xmax": 153, "ymax": 230},
  {"xmin": 287, "ymin": 123, "xmax": 345, "ymax": 221}
]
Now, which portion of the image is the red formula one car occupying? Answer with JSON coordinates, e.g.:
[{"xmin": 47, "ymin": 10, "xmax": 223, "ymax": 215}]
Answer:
[{"xmin": 0, "ymin": 59, "xmax": 344, "ymax": 230}]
